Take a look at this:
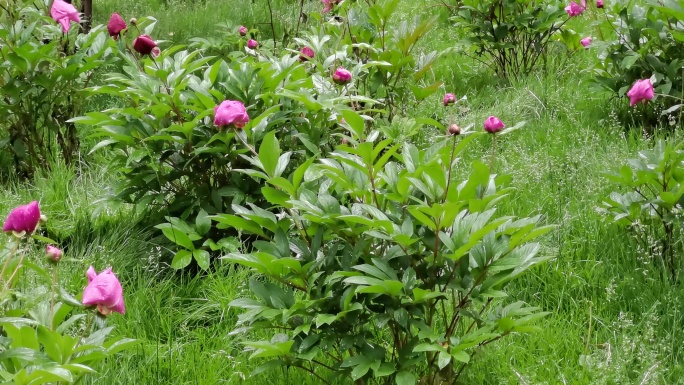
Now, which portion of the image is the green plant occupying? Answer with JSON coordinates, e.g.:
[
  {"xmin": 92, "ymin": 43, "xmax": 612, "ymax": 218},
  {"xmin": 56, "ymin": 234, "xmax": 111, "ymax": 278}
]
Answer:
[
  {"xmin": 600, "ymin": 139, "xmax": 684, "ymax": 281},
  {"xmin": 450, "ymin": 0, "xmax": 569, "ymax": 79},
  {"xmin": 221, "ymin": 114, "xmax": 554, "ymax": 384},
  {"xmin": 593, "ymin": 0, "xmax": 684, "ymax": 123},
  {"xmin": 1, "ymin": 212, "xmax": 136, "ymax": 384},
  {"xmin": 0, "ymin": 0, "xmax": 116, "ymax": 177}
]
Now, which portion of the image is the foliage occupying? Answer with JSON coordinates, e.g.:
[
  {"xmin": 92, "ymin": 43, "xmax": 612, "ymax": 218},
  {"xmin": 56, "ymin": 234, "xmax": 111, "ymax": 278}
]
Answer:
[
  {"xmin": 593, "ymin": 0, "xmax": 684, "ymax": 121},
  {"xmin": 0, "ymin": 225, "xmax": 136, "ymax": 384},
  {"xmin": 450, "ymin": 0, "xmax": 569, "ymax": 79},
  {"xmin": 600, "ymin": 139, "xmax": 684, "ymax": 281},
  {"xmin": 0, "ymin": 0, "xmax": 116, "ymax": 177},
  {"xmin": 220, "ymin": 116, "xmax": 554, "ymax": 384}
]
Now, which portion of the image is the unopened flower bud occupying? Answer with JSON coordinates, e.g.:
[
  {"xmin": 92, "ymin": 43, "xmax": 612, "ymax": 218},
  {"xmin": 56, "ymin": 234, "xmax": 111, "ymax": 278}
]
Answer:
[
  {"xmin": 129, "ymin": 18, "xmax": 137, "ymax": 26},
  {"xmin": 448, "ymin": 124, "xmax": 461, "ymax": 135},
  {"xmin": 46, "ymin": 245, "xmax": 63, "ymax": 263}
]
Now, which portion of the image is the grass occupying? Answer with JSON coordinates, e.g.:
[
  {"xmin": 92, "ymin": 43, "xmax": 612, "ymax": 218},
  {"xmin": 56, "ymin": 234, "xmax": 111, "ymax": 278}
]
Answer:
[{"xmin": 3, "ymin": 0, "xmax": 684, "ymax": 383}]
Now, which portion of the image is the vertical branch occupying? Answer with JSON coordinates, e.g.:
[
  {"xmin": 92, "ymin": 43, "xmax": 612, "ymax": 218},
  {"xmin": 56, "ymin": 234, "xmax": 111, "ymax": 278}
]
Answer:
[{"xmin": 266, "ymin": 0, "xmax": 277, "ymax": 55}]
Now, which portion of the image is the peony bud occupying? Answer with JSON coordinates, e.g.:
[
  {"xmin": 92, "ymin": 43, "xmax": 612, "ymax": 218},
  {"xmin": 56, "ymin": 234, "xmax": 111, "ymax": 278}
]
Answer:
[
  {"xmin": 484, "ymin": 116, "xmax": 505, "ymax": 134},
  {"xmin": 46, "ymin": 245, "xmax": 63, "ymax": 262},
  {"xmin": 580, "ymin": 37, "xmax": 592, "ymax": 48},
  {"xmin": 133, "ymin": 34, "xmax": 158, "ymax": 55},
  {"xmin": 129, "ymin": 18, "xmax": 137, "ymax": 26},
  {"xmin": 247, "ymin": 39, "xmax": 258, "ymax": 49},
  {"xmin": 443, "ymin": 93, "xmax": 456, "ymax": 106},
  {"xmin": 299, "ymin": 46, "xmax": 315, "ymax": 62},
  {"xmin": 214, "ymin": 100, "xmax": 250, "ymax": 129},
  {"xmin": 596, "ymin": 0, "xmax": 604, "ymax": 7},
  {"xmin": 332, "ymin": 66, "xmax": 352, "ymax": 85},
  {"xmin": 565, "ymin": 1, "xmax": 584, "ymax": 17},
  {"xmin": 448, "ymin": 124, "xmax": 461, "ymax": 135},
  {"xmin": 107, "ymin": 13, "xmax": 127, "ymax": 40},
  {"xmin": 239, "ymin": 26, "xmax": 248, "ymax": 36},
  {"xmin": 627, "ymin": 79, "xmax": 654, "ymax": 107}
]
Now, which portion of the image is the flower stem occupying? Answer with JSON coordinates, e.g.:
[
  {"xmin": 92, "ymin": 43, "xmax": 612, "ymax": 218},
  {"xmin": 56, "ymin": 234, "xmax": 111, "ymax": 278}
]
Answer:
[
  {"xmin": 50, "ymin": 265, "xmax": 59, "ymax": 330},
  {"xmin": 489, "ymin": 134, "xmax": 497, "ymax": 174},
  {"xmin": 0, "ymin": 237, "xmax": 20, "ymax": 285}
]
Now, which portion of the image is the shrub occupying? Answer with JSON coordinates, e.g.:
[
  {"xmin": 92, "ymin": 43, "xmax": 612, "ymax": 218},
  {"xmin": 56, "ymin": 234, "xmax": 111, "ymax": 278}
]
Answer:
[
  {"xmin": 221, "ymin": 114, "xmax": 554, "ymax": 384},
  {"xmin": 593, "ymin": 0, "xmax": 684, "ymax": 123},
  {"xmin": 450, "ymin": 0, "xmax": 569, "ymax": 79},
  {"xmin": 599, "ymin": 139, "xmax": 684, "ymax": 281},
  {"xmin": 0, "ymin": 1, "xmax": 116, "ymax": 177},
  {"xmin": 1, "ymin": 202, "xmax": 136, "ymax": 384}
]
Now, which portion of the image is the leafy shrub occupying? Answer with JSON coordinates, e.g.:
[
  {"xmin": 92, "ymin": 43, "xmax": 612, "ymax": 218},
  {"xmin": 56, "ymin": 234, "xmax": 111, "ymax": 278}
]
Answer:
[
  {"xmin": 221, "ymin": 115, "xmax": 554, "ymax": 384},
  {"xmin": 593, "ymin": 0, "xmax": 684, "ymax": 121},
  {"xmin": 1, "ymin": 204, "xmax": 136, "ymax": 384},
  {"xmin": 600, "ymin": 139, "xmax": 684, "ymax": 280},
  {"xmin": 451, "ymin": 0, "xmax": 569, "ymax": 79},
  {"xmin": 0, "ymin": 1, "xmax": 116, "ymax": 177}
]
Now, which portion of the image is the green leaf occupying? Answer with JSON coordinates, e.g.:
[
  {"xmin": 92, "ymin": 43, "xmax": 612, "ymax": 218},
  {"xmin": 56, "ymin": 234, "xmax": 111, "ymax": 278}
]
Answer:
[
  {"xmin": 193, "ymin": 249, "xmax": 211, "ymax": 270},
  {"xmin": 171, "ymin": 250, "xmax": 193, "ymax": 269},
  {"xmin": 158, "ymin": 227, "xmax": 195, "ymax": 250},
  {"xmin": 259, "ymin": 130, "xmax": 281, "ymax": 177},
  {"xmin": 395, "ymin": 371, "xmax": 416, "ymax": 385},
  {"xmin": 195, "ymin": 209, "xmax": 211, "ymax": 236}
]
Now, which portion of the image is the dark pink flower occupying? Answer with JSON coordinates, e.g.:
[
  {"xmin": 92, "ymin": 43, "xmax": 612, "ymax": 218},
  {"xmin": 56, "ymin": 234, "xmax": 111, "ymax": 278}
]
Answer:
[
  {"xmin": 580, "ymin": 37, "xmax": 592, "ymax": 48},
  {"xmin": 299, "ymin": 47, "xmax": 315, "ymax": 62},
  {"xmin": 247, "ymin": 39, "xmax": 258, "ymax": 49},
  {"xmin": 484, "ymin": 116, "xmax": 505, "ymax": 134},
  {"xmin": 239, "ymin": 26, "xmax": 248, "ymax": 36},
  {"xmin": 82, "ymin": 267, "xmax": 125, "ymax": 316},
  {"xmin": 2, "ymin": 201, "xmax": 41, "ymax": 234},
  {"xmin": 214, "ymin": 100, "xmax": 250, "ymax": 129},
  {"xmin": 46, "ymin": 245, "xmax": 63, "ymax": 262},
  {"xmin": 565, "ymin": 1, "xmax": 584, "ymax": 17},
  {"xmin": 443, "ymin": 93, "xmax": 456, "ymax": 106},
  {"xmin": 596, "ymin": 0, "xmax": 604, "ymax": 8},
  {"xmin": 50, "ymin": 0, "xmax": 80, "ymax": 33},
  {"xmin": 332, "ymin": 66, "xmax": 352, "ymax": 85},
  {"xmin": 133, "ymin": 34, "xmax": 158, "ymax": 55},
  {"xmin": 627, "ymin": 79, "xmax": 654, "ymax": 107},
  {"xmin": 107, "ymin": 13, "xmax": 127, "ymax": 39},
  {"xmin": 322, "ymin": 0, "xmax": 336, "ymax": 13}
]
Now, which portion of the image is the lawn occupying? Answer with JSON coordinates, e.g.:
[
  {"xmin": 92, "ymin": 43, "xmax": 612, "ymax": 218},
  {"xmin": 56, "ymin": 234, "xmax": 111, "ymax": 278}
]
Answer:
[{"xmin": 2, "ymin": 0, "xmax": 684, "ymax": 384}]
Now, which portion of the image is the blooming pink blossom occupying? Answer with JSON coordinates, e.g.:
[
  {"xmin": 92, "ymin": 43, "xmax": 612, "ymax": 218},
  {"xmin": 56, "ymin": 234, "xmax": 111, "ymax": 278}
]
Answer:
[
  {"xmin": 133, "ymin": 35, "xmax": 158, "ymax": 55},
  {"xmin": 443, "ymin": 93, "xmax": 456, "ymax": 106},
  {"xmin": 239, "ymin": 26, "xmax": 248, "ymax": 36},
  {"xmin": 46, "ymin": 245, "xmax": 63, "ymax": 262},
  {"xmin": 2, "ymin": 201, "xmax": 41, "ymax": 234},
  {"xmin": 299, "ymin": 47, "xmax": 315, "ymax": 62},
  {"xmin": 580, "ymin": 37, "xmax": 592, "ymax": 48},
  {"xmin": 332, "ymin": 67, "xmax": 352, "ymax": 85},
  {"xmin": 214, "ymin": 100, "xmax": 250, "ymax": 129},
  {"xmin": 322, "ymin": 0, "xmax": 338, "ymax": 13},
  {"xmin": 107, "ymin": 13, "xmax": 127, "ymax": 39},
  {"xmin": 50, "ymin": 0, "xmax": 80, "ymax": 33},
  {"xmin": 565, "ymin": 1, "xmax": 584, "ymax": 17},
  {"xmin": 82, "ymin": 267, "xmax": 126, "ymax": 316},
  {"xmin": 627, "ymin": 79, "xmax": 654, "ymax": 107},
  {"xmin": 484, "ymin": 116, "xmax": 505, "ymax": 134},
  {"xmin": 247, "ymin": 39, "xmax": 258, "ymax": 49}
]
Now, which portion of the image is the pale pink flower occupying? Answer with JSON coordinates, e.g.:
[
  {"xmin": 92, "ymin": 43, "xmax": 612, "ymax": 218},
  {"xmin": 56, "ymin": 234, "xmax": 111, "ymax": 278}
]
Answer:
[{"xmin": 50, "ymin": 0, "xmax": 80, "ymax": 33}]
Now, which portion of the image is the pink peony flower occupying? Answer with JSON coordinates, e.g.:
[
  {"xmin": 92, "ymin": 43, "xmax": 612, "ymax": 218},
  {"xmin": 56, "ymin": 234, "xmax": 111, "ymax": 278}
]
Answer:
[
  {"xmin": 443, "ymin": 93, "xmax": 456, "ymax": 106},
  {"xmin": 627, "ymin": 79, "xmax": 655, "ymax": 107},
  {"xmin": 239, "ymin": 26, "xmax": 248, "ymax": 36},
  {"xmin": 299, "ymin": 47, "xmax": 315, "ymax": 62},
  {"xmin": 50, "ymin": 0, "xmax": 80, "ymax": 33},
  {"xmin": 2, "ymin": 201, "xmax": 41, "ymax": 234},
  {"xmin": 580, "ymin": 37, "xmax": 592, "ymax": 48},
  {"xmin": 484, "ymin": 116, "xmax": 505, "ymax": 134},
  {"xmin": 151, "ymin": 47, "xmax": 161, "ymax": 57},
  {"xmin": 107, "ymin": 13, "xmax": 127, "ymax": 39},
  {"xmin": 332, "ymin": 66, "xmax": 352, "ymax": 85},
  {"xmin": 247, "ymin": 39, "xmax": 258, "ymax": 49},
  {"xmin": 46, "ymin": 245, "xmax": 63, "ymax": 262},
  {"xmin": 596, "ymin": 0, "xmax": 604, "ymax": 7},
  {"xmin": 565, "ymin": 1, "xmax": 585, "ymax": 17},
  {"xmin": 133, "ymin": 34, "xmax": 158, "ymax": 55},
  {"xmin": 322, "ymin": 0, "xmax": 336, "ymax": 13},
  {"xmin": 214, "ymin": 100, "xmax": 250, "ymax": 129},
  {"xmin": 82, "ymin": 267, "xmax": 126, "ymax": 316}
]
